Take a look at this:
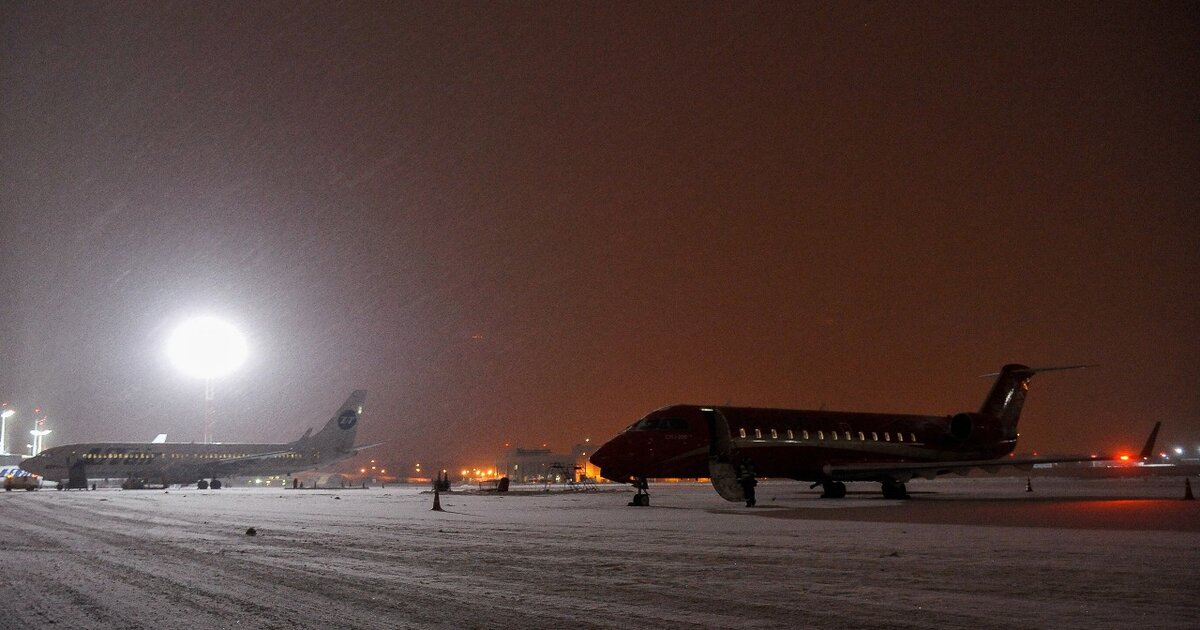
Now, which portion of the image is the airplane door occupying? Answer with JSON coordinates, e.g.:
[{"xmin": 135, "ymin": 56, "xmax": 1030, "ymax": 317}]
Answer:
[{"xmin": 702, "ymin": 408, "xmax": 745, "ymax": 503}]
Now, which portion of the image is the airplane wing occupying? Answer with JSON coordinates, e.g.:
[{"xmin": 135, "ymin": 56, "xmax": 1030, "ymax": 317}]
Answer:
[
  {"xmin": 824, "ymin": 454, "xmax": 1108, "ymax": 482},
  {"xmin": 825, "ymin": 421, "xmax": 1161, "ymax": 482},
  {"xmin": 211, "ymin": 442, "xmax": 385, "ymax": 466},
  {"xmin": 213, "ymin": 450, "xmax": 299, "ymax": 465}
]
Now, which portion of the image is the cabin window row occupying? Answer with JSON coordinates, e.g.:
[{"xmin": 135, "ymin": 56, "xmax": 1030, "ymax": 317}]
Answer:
[
  {"xmin": 737, "ymin": 428, "xmax": 918, "ymax": 443},
  {"xmin": 80, "ymin": 452, "xmax": 302, "ymax": 461}
]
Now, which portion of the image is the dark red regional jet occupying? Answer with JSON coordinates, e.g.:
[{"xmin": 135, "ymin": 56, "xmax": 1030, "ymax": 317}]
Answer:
[{"xmin": 590, "ymin": 364, "xmax": 1156, "ymax": 506}]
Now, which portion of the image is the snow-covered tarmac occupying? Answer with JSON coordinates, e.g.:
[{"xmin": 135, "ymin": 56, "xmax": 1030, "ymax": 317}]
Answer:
[{"xmin": 2, "ymin": 477, "xmax": 1196, "ymax": 629}]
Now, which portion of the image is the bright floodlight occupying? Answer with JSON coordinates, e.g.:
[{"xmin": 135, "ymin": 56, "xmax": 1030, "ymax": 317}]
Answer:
[{"xmin": 167, "ymin": 317, "xmax": 247, "ymax": 379}]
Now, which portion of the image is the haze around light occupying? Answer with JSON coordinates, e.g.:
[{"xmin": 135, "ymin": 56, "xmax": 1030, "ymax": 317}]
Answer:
[{"xmin": 166, "ymin": 317, "xmax": 248, "ymax": 380}]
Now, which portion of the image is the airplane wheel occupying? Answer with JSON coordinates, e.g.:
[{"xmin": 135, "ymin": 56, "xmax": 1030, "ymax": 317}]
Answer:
[
  {"xmin": 197, "ymin": 480, "xmax": 209, "ymax": 490},
  {"xmin": 629, "ymin": 493, "xmax": 650, "ymax": 507},
  {"xmin": 210, "ymin": 479, "xmax": 222, "ymax": 490},
  {"xmin": 820, "ymin": 481, "xmax": 846, "ymax": 499},
  {"xmin": 881, "ymin": 482, "xmax": 909, "ymax": 500}
]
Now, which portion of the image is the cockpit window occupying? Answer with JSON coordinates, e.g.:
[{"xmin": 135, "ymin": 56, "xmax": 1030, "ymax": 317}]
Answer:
[{"xmin": 631, "ymin": 417, "xmax": 689, "ymax": 431}]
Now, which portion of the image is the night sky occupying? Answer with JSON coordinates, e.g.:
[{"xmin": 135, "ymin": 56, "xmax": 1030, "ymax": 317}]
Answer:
[{"xmin": 2, "ymin": 3, "xmax": 1197, "ymax": 467}]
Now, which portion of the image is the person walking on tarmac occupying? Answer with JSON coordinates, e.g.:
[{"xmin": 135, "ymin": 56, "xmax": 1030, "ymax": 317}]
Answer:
[{"xmin": 737, "ymin": 458, "xmax": 758, "ymax": 507}]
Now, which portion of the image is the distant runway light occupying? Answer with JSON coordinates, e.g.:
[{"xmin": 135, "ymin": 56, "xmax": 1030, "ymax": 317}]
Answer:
[{"xmin": 167, "ymin": 317, "xmax": 247, "ymax": 379}]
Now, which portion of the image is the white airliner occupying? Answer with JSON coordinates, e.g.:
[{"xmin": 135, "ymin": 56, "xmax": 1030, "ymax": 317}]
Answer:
[{"xmin": 20, "ymin": 390, "xmax": 371, "ymax": 489}]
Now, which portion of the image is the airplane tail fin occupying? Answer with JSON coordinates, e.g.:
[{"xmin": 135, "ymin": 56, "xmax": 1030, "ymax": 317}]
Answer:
[
  {"xmin": 978, "ymin": 364, "xmax": 1093, "ymax": 438},
  {"xmin": 303, "ymin": 390, "xmax": 367, "ymax": 455},
  {"xmin": 1139, "ymin": 421, "xmax": 1162, "ymax": 461}
]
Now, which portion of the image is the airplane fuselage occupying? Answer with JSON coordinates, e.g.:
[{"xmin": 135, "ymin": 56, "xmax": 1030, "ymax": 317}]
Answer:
[
  {"xmin": 589, "ymin": 404, "xmax": 1013, "ymax": 484},
  {"xmin": 20, "ymin": 390, "xmax": 369, "ymax": 488},
  {"xmin": 26, "ymin": 441, "xmax": 333, "ymax": 486}
]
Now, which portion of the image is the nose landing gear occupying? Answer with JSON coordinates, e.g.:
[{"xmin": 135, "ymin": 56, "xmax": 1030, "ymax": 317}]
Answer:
[{"xmin": 628, "ymin": 477, "xmax": 650, "ymax": 506}]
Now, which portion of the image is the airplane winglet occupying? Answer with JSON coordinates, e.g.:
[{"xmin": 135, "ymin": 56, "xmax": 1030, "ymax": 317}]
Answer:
[{"xmin": 1139, "ymin": 421, "xmax": 1162, "ymax": 460}]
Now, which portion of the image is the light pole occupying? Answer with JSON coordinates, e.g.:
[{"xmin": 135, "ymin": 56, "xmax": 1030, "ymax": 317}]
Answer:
[
  {"xmin": 0, "ymin": 408, "xmax": 13, "ymax": 455},
  {"xmin": 28, "ymin": 410, "xmax": 50, "ymax": 455},
  {"xmin": 30, "ymin": 428, "xmax": 51, "ymax": 456},
  {"xmin": 167, "ymin": 317, "xmax": 247, "ymax": 443}
]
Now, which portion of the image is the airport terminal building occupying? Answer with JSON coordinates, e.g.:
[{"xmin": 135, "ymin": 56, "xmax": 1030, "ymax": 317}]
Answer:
[{"xmin": 493, "ymin": 444, "xmax": 599, "ymax": 483}]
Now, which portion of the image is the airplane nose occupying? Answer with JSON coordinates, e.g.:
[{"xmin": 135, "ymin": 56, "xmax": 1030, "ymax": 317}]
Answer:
[
  {"xmin": 19, "ymin": 456, "xmax": 45, "ymax": 476},
  {"xmin": 589, "ymin": 443, "xmax": 612, "ymax": 470},
  {"xmin": 589, "ymin": 439, "xmax": 627, "ymax": 482}
]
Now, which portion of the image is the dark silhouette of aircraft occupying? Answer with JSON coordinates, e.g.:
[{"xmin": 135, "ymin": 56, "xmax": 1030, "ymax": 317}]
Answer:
[{"xmin": 590, "ymin": 365, "xmax": 1157, "ymax": 505}]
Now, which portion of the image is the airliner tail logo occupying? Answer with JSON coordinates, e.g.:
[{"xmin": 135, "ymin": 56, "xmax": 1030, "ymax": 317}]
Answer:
[{"xmin": 337, "ymin": 409, "xmax": 358, "ymax": 430}]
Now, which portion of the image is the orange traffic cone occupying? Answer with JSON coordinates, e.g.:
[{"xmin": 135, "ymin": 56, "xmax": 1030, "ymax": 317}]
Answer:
[{"xmin": 432, "ymin": 486, "xmax": 444, "ymax": 511}]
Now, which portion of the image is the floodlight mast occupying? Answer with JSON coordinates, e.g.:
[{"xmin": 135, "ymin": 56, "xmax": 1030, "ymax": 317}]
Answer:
[
  {"xmin": 0, "ymin": 408, "xmax": 13, "ymax": 455},
  {"xmin": 30, "ymin": 428, "xmax": 51, "ymax": 456},
  {"xmin": 27, "ymin": 410, "xmax": 50, "ymax": 456},
  {"xmin": 204, "ymin": 376, "xmax": 215, "ymax": 445}
]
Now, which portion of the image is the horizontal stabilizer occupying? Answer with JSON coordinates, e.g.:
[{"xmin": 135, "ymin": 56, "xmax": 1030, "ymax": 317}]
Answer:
[{"xmin": 979, "ymin": 364, "xmax": 1097, "ymax": 378}]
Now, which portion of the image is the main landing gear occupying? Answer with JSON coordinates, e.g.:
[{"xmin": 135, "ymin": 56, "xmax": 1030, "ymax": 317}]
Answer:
[
  {"xmin": 197, "ymin": 479, "xmax": 223, "ymax": 490},
  {"xmin": 628, "ymin": 477, "xmax": 650, "ymax": 507},
  {"xmin": 811, "ymin": 480, "xmax": 911, "ymax": 499},
  {"xmin": 881, "ymin": 480, "xmax": 909, "ymax": 500},
  {"xmin": 818, "ymin": 481, "xmax": 847, "ymax": 499}
]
